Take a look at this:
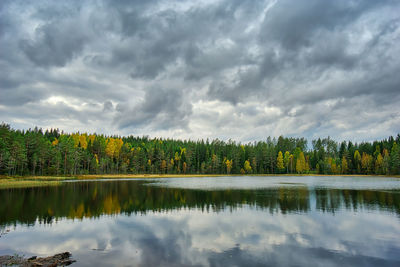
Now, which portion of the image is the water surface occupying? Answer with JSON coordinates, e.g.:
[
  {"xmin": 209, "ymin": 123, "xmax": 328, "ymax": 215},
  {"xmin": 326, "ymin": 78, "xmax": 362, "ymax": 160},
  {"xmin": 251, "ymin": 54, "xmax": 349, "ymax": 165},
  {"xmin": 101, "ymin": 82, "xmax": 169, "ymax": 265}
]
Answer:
[{"xmin": 1, "ymin": 176, "xmax": 399, "ymax": 266}]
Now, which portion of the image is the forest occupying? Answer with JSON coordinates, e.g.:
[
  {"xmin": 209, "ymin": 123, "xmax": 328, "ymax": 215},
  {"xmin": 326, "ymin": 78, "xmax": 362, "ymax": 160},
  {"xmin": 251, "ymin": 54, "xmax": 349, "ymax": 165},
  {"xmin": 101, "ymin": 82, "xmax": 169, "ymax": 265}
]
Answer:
[{"xmin": 0, "ymin": 123, "xmax": 399, "ymax": 176}]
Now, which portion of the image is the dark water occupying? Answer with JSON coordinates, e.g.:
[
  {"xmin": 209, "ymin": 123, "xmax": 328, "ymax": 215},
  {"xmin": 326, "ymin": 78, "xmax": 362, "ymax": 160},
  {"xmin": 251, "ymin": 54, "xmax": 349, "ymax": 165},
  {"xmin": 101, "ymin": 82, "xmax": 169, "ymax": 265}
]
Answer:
[{"xmin": 1, "ymin": 176, "xmax": 400, "ymax": 266}]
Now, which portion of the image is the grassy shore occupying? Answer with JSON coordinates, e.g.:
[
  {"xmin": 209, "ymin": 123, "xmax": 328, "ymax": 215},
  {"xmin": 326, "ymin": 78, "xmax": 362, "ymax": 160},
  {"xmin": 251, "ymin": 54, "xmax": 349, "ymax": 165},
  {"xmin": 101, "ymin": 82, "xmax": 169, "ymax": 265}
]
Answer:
[
  {"xmin": 0, "ymin": 177, "xmax": 63, "ymax": 189},
  {"xmin": 0, "ymin": 173, "xmax": 398, "ymax": 189},
  {"xmin": 0, "ymin": 175, "xmax": 78, "ymax": 189}
]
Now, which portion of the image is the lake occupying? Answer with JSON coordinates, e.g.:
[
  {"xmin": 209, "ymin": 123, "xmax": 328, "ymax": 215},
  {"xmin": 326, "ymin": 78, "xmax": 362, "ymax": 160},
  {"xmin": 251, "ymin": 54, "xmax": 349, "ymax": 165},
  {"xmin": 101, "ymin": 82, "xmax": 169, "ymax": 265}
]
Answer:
[{"xmin": 1, "ymin": 176, "xmax": 400, "ymax": 266}]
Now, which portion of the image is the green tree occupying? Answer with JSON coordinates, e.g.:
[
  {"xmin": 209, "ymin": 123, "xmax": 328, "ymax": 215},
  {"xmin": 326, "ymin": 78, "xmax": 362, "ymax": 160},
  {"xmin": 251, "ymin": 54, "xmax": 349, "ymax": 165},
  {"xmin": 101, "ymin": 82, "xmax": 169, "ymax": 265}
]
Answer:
[
  {"xmin": 354, "ymin": 150, "xmax": 361, "ymax": 173},
  {"xmin": 391, "ymin": 142, "xmax": 400, "ymax": 174},
  {"xmin": 382, "ymin": 149, "xmax": 390, "ymax": 175}
]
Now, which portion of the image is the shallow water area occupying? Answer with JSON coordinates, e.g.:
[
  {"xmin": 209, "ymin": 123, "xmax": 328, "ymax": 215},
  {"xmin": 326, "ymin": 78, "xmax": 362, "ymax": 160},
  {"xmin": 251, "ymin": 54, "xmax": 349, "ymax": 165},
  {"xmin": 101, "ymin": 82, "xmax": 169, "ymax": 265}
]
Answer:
[{"xmin": 1, "ymin": 176, "xmax": 400, "ymax": 266}]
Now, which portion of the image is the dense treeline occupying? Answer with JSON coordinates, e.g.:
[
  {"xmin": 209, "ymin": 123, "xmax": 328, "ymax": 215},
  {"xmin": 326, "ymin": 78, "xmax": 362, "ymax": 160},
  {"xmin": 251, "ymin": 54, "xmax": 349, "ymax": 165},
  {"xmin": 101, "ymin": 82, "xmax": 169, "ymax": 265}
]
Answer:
[{"xmin": 0, "ymin": 123, "xmax": 399, "ymax": 176}]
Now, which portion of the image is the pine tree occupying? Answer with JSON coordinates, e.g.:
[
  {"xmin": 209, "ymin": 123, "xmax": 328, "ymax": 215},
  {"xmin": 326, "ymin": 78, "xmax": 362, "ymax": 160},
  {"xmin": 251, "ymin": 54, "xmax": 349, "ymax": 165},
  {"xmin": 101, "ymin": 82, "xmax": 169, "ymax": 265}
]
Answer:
[
  {"xmin": 354, "ymin": 150, "xmax": 361, "ymax": 173},
  {"xmin": 391, "ymin": 142, "xmax": 400, "ymax": 174},
  {"xmin": 382, "ymin": 149, "xmax": 390, "ymax": 175}
]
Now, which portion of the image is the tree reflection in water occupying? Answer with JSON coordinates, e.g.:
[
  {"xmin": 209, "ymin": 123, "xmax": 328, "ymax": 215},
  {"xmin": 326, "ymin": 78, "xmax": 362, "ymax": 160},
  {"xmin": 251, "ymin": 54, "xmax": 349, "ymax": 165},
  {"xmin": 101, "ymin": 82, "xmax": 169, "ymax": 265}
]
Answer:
[{"xmin": 1, "ymin": 179, "xmax": 399, "ymax": 227}]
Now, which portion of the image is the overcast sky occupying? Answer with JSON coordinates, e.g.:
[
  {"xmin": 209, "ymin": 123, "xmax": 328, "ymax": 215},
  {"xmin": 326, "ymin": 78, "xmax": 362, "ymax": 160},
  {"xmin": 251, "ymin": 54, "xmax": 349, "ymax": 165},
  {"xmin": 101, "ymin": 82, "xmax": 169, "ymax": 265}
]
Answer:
[{"xmin": 1, "ymin": 0, "xmax": 399, "ymax": 143}]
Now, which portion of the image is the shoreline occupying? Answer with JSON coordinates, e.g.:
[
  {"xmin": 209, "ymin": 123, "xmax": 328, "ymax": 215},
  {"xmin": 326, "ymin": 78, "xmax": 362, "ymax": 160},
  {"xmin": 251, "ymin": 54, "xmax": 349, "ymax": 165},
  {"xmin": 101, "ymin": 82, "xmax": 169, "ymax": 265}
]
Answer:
[{"xmin": 1, "ymin": 174, "xmax": 399, "ymax": 190}]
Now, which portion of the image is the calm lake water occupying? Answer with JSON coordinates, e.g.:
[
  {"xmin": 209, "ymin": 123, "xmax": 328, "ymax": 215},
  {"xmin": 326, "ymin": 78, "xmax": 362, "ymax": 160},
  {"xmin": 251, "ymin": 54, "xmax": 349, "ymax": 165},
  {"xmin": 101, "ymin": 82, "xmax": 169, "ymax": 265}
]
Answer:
[{"xmin": 1, "ymin": 176, "xmax": 400, "ymax": 266}]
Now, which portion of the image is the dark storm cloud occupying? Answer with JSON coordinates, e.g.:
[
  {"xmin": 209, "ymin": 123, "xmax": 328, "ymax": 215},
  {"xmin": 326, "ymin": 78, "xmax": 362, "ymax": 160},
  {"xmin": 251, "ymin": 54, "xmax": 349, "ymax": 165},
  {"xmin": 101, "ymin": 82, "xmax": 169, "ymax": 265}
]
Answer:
[
  {"xmin": 16, "ymin": 1, "xmax": 91, "ymax": 67},
  {"xmin": 20, "ymin": 22, "xmax": 88, "ymax": 67},
  {"xmin": 95, "ymin": 0, "xmax": 263, "ymax": 80},
  {"xmin": 116, "ymin": 86, "xmax": 192, "ymax": 131},
  {"xmin": 103, "ymin": 101, "xmax": 114, "ymax": 112},
  {"xmin": 259, "ymin": 0, "xmax": 386, "ymax": 50},
  {"xmin": 0, "ymin": 0, "xmax": 399, "ymax": 141}
]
